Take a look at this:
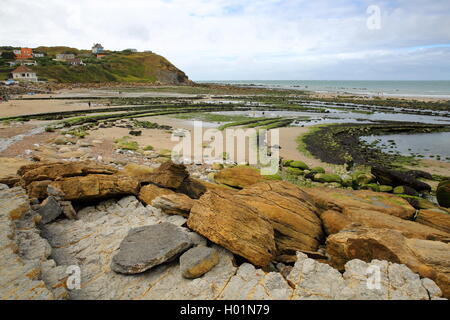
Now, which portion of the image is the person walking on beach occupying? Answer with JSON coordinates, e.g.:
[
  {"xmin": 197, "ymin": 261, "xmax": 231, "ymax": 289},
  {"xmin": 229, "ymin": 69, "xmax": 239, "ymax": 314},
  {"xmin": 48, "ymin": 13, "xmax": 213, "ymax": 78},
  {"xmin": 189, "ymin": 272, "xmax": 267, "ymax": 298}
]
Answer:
[{"xmin": 88, "ymin": 101, "xmax": 91, "ymax": 108}]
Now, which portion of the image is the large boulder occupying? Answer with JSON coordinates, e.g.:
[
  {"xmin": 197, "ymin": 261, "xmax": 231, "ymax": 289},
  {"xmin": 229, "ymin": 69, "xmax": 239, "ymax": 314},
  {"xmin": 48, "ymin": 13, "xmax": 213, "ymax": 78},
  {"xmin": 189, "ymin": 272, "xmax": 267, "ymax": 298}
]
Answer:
[
  {"xmin": 326, "ymin": 227, "xmax": 450, "ymax": 298},
  {"xmin": 371, "ymin": 167, "xmax": 431, "ymax": 192},
  {"xmin": 236, "ymin": 181, "xmax": 324, "ymax": 261},
  {"xmin": 176, "ymin": 177, "xmax": 207, "ymax": 199},
  {"xmin": 437, "ymin": 180, "xmax": 450, "ymax": 208},
  {"xmin": 111, "ymin": 222, "xmax": 193, "ymax": 274},
  {"xmin": 143, "ymin": 161, "xmax": 189, "ymax": 189},
  {"xmin": 304, "ymin": 187, "xmax": 416, "ymax": 220},
  {"xmin": 49, "ymin": 174, "xmax": 139, "ymax": 201},
  {"xmin": 213, "ymin": 166, "xmax": 266, "ymax": 189},
  {"xmin": 187, "ymin": 188, "xmax": 276, "ymax": 267},
  {"xmin": 152, "ymin": 193, "xmax": 195, "ymax": 217},
  {"xmin": 19, "ymin": 161, "xmax": 117, "ymax": 186}
]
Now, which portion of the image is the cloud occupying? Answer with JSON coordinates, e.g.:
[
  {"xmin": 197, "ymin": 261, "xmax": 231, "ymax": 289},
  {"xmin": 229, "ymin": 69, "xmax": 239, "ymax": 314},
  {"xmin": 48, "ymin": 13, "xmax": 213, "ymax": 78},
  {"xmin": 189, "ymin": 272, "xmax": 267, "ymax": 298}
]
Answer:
[{"xmin": 1, "ymin": 0, "xmax": 449, "ymax": 80}]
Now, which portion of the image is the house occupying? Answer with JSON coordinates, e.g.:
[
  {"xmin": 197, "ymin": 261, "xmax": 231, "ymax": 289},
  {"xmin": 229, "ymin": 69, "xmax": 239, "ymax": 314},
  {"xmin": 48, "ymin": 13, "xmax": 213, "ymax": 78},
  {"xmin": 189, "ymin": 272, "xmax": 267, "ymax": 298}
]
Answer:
[
  {"xmin": 33, "ymin": 52, "xmax": 45, "ymax": 58},
  {"xmin": 125, "ymin": 48, "xmax": 137, "ymax": 52},
  {"xmin": 66, "ymin": 58, "xmax": 85, "ymax": 66},
  {"xmin": 55, "ymin": 53, "xmax": 76, "ymax": 61},
  {"xmin": 92, "ymin": 43, "xmax": 104, "ymax": 54},
  {"xmin": 14, "ymin": 48, "xmax": 33, "ymax": 60},
  {"xmin": 11, "ymin": 65, "xmax": 38, "ymax": 82},
  {"xmin": 8, "ymin": 60, "xmax": 37, "ymax": 67}
]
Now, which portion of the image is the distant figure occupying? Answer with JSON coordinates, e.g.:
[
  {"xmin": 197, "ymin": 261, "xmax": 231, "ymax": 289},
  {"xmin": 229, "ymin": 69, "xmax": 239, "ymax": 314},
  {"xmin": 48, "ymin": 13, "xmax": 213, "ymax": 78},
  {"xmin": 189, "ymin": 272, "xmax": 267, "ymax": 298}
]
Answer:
[{"xmin": 88, "ymin": 101, "xmax": 91, "ymax": 108}]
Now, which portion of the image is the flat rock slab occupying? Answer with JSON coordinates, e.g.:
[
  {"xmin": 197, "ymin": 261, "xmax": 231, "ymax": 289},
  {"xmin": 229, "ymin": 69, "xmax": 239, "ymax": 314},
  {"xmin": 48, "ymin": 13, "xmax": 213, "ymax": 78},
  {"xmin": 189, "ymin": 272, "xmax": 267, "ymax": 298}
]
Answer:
[
  {"xmin": 111, "ymin": 222, "xmax": 193, "ymax": 274},
  {"xmin": 180, "ymin": 246, "xmax": 220, "ymax": 279}
]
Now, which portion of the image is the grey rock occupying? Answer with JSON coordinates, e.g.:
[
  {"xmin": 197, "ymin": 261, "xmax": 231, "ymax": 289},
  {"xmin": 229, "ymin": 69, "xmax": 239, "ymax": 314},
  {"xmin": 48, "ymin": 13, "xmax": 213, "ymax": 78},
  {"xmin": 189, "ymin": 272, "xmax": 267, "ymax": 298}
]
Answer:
[
  {"xmin": 180, "ymin": 246, "xmax": 220, "ymax": 279},
  {"xmin": 111, "ymin": 222, "xmax": 193, "ymax": 274},
  {"xmin": 37, "ymin": 196, "xmax": 63, "ymax": 224}
]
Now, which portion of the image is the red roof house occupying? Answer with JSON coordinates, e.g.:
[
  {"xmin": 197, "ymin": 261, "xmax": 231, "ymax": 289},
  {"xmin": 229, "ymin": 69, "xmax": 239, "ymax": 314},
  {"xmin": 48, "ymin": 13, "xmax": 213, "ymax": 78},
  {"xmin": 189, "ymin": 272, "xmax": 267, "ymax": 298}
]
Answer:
[{"xmin": 15, "ymin": 48, "xmax": 33, "ymax": 60}]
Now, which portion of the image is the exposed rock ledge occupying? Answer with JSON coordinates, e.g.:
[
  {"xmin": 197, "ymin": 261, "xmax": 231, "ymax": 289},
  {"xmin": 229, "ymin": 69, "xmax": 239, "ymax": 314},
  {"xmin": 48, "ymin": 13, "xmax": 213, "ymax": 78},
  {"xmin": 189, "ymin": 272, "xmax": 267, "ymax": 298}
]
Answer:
[{"xmin": 0, "ymin": 184, "xmax": 444, "ymax": 300}]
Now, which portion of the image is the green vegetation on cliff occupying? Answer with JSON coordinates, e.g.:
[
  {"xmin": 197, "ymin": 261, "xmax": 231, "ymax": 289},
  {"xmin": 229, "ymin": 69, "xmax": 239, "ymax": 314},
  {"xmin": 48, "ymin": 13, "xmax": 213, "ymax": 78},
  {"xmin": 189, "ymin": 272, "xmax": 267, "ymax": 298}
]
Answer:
[{"xmin": 0, "ymin": 46, "xmax": 190, "ymax": 84}]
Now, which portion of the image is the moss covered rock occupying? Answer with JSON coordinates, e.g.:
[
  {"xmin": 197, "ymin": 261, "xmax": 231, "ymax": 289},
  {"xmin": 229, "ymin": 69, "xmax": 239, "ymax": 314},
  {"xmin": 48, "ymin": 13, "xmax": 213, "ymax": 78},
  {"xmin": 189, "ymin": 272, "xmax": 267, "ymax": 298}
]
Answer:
[
  {"xmin": 354, "ymin": 172, "xmax": 376, "ymax": 186},
  {"xmin": 311, "ymin": 167, "xmax": 325, "ymax": 174},
  {"xmin": 379, "ymin": 185, "xmax": 393, "ymax": 193},
  {"xmin": 437, "ymin": 180, "xmax": 450, "ymax": 208},
  {"xmin": 286, "ymin": 167, "xmax": 304, "ymax": 176},
  {"xmin": 290, "ymin": 161, "xmax": 309, "ymax": 170},
  {"xmin": 313, "ymin": 173, "xmax": 342, "ymax": 184},
  {"xmin": 393, "ymin": 185, "xmax": 418, "ymax": 196}
]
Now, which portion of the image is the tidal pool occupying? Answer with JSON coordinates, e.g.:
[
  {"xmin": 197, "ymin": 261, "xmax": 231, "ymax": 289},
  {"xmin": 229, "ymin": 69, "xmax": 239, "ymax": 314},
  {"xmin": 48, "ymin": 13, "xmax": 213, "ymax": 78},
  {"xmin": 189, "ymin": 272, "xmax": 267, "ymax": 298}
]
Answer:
[{"xmin": 360, "ymin": 132, "xmax": 450, "ymax": 161}]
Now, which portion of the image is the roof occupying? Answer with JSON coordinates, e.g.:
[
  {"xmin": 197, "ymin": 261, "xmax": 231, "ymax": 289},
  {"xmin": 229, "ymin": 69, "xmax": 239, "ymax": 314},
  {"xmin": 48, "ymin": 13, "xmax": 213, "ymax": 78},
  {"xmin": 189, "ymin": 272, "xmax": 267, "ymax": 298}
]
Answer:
[
  {"xmin": 12, "ymin": 65, "xmax": 34, "ymax": 73},
  {"xmin": 93, "ymin": 43, "xmax": 103, "ymax": 48}
]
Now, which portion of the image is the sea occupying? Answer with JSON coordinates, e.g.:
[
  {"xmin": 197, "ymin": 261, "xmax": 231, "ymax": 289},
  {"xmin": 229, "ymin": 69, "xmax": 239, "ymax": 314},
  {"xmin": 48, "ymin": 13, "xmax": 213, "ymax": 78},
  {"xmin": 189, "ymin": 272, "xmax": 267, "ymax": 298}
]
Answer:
[{"xmin": 199, "ymin": 80, "xmax": 450, "ymax": 98}]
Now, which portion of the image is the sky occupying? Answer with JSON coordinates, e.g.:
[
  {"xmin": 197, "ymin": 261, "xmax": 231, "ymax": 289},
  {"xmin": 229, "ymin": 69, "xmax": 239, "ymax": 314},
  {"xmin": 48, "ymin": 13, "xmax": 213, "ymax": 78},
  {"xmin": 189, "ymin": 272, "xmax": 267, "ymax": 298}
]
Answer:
[{"xmin": 1, "ymin": 0, "xmax": 450, "ymax": 80}]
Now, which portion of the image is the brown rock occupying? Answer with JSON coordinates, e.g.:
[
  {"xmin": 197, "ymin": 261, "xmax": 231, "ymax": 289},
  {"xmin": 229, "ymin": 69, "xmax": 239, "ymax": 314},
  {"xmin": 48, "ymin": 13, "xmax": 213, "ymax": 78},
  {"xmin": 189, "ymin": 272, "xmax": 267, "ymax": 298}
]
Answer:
[
  {"xmin": 19, "ymin": 161, "xmax": 117, "ymax": 186},
  {"xmin": 0, "ymin": 157, "xmax": 32, "ymax": 187},
  {"xmin": 187, "ymin": 188, "xmax": 276, "ymax": 267},
  {"xmin": 416, "ymin": 208, "xmax": 450, "ymax": 234},
  {"xmin": 49, "ymin": 174, "xmax": 139, "ymax": 201},
  {"xmin": 0, "ymin": 174, "xmax": 21, "ymax": 187},
  {"xmin": 144, "ymin": 161, "xmax": 189, "ymax": 189},
  {"xmin": 214, "ymin": 166, "xmax": 266, "ymax": 189},
  {"xmin": 176, "ymin": 177, "xmax": 207, "ymax": 199},
  {"xmin": 138, "ymin": 184, "xmax": 176, "ymax": 205},
  {"xmin": 321, "ymin": 206, "xmax": 449, "ymax": 241},
  {"xmin": 152, "ymin": 193, "xmax": 195, "ymax": 217},
  {"xmin": 27, "ymin": 180, "xmax": 52, "ymax": 199},
  {"xmin": 305, "ymin": 187, "xmax": 415, "ymax": 219},
  {"xmin": 326, "ymin": 227, "xmax": 450, "ymax": 298},
  {"xmin": 236, "ymin": 181, "xmax": 324, "ymax": 261}
]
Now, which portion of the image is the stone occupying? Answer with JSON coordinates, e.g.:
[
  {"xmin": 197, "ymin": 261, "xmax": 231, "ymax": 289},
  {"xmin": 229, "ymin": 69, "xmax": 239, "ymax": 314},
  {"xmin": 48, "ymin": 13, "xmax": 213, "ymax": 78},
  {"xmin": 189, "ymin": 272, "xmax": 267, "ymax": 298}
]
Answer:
[
  {"xmin": 287, "ymin": 252, "xmax": 444, "ymax": 300},
  {"xmin": 180, "ymin": 246, "xmax": 220, "ymax": 279},
  {"xmin": 285, "ymin": 167, "xmax": 304, "ymax": 176},
  {"xmin": 111, "ymin": 222, "xmax": 193, "ymax": 274},
  {"xmin": 211, "ymin": 163, "xmax": 224, "ymax": 170},
  {"xmin": 19, "ymin": 161, "xmax": 117, "ymax": 186},
  {"xmin": 49, "ymin": 174, "xmax": 139, "ymax": 201},
  {"xmin": 326, "ymin": 227, "xmax": 450, "ymax": 298},
  {"xmin": 313, "ymin": 173, "xmax": 342, "ymax": 184},
  {"xmin": 176, "ymin": 177, "xmax": 207, "ymax": 199},
  {"xmin": 214, "ymin": 166, "xmax": 266, "ymax": 189},
  {"xmin": 305, "ymin": 187, "xmax": 416, "ymax": 219},
  {"xmin": 371, "ymin": 166, "xmax": 431, "ymax": 192},
  {"xmin": 60, "ymin": 201, "xmax": 77, "ymax": 220},
  {"xmin": 152, "ymin": 193, "xmax": 195, "ymax": 217},
  {"xmin": 138, "ymin": 184, "xmax": 176, "ymax": 205},
  {"xmin": 393, "ymin": 185, "xmax": 418, "ymax": 196},
  {"xmin": 319, "ymin": 205, "xmax": 449, "ymax": 241},
  {"xmin": 36, "ymin": 196, "xmax": 63, "ymax": 224},
  {"xmin": 144, "ymin": 161, "xmax": 189, "ymax": 189},
  {"xmin": 282, "ymin": 159, "xmax": 294, "ymax": 167},
  {"xmin": 415, "ymin": 208, "xmax": 450, "ymax": 234},
  {"xmin": 219, "ymin": 263, "xmax": 293, "ymax": 300},
  {"xmin": 289, "ymin": 161, "xmax": 309, "ymax": 170},
  {"xmin": 379, "ymin": 185, "xmax": 393, "ymax": 193},
  {"xmin": 310, "ymin": 167, "xmax": 325, "ymax": 174},
  {"xmin": 236, "ymin": 181, "xmax": 324, "ymax": 261},
  {"xmin": 354, "ymin": 172, "xmax": 375, "ymax": 186},
  {"xmin": 187, "ymin": 188, "xmax": 276, "ymax": 267},
  {"xmin": 437, "ymin": 180, "xmax": 450, "ymax": 208}
]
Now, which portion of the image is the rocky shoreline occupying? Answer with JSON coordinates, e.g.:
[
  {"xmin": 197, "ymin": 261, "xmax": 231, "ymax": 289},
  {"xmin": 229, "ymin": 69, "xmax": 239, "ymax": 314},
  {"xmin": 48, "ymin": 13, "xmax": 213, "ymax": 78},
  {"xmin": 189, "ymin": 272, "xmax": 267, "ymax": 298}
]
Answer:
[{"xmin": 0, "ymin": 158, "xmax": 449, "ymax": 300}]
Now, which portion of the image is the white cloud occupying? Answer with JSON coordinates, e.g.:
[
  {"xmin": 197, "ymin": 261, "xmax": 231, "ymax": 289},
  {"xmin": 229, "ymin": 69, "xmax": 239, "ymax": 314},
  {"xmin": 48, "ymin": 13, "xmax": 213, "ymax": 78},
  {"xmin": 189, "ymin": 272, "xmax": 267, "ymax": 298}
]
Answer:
[{"xmin": 1, "ymin": 0, "xmax": 449, "ymax": 79}]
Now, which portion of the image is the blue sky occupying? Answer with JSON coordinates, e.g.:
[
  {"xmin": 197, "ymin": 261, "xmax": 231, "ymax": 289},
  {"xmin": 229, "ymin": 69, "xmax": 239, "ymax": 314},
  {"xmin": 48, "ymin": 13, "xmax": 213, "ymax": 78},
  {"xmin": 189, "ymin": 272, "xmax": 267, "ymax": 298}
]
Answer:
[{"xmin": 1, "ymin": 0, "xmax": 450, "ymax": 80}]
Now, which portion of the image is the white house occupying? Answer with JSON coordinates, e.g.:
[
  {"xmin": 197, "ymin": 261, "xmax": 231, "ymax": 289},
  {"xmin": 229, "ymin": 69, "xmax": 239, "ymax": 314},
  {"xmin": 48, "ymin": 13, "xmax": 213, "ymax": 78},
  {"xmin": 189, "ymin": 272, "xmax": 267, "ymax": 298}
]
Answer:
[
  {"xmin": 55, "ymin": 53, "xmax": 75, "ymax": 60},
  {"xmin": 8, "ymin": 60, "xmax": 37, "ymax": 67},
  {"xmin": 33, "ymin": 52, "xmax": 45, "ymax": 58},
  {"xmin": 11, "ymin": 65, "xmax": 38, "ymax": 82},
  {"xmin": 92, "ymin": 43, "xmax": 104, "ymax": 54}
]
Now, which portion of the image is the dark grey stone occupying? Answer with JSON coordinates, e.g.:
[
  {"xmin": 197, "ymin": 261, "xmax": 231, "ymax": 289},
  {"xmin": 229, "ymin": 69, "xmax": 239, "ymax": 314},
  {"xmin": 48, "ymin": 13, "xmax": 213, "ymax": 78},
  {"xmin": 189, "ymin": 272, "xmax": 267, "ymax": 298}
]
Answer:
[
  {"xmin": 37, "ymin": 196, "xmax": 63, "ymax": 224},
  {"xmin": 111, "ymin": 222, "xmax": 193, "ymax": 274}
]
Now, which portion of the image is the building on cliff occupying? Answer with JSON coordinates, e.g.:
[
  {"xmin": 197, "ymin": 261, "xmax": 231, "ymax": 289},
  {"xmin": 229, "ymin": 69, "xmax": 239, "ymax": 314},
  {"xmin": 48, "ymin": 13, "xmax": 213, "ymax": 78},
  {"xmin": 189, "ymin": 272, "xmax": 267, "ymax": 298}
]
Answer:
[
  {"xmin": 14, "ymin": 48, "xmax": 33, "ymax": 60},
  {"xmin": 55, "ymin": 53, "xmax": 76, "ymax": 61},
  {"xmin": 11, "ymin": 65, "xmax": 38, "ymax": 82},
  {"xmin": 92, "ymin": 43, "xmax": 104, "ymax": 54}
]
